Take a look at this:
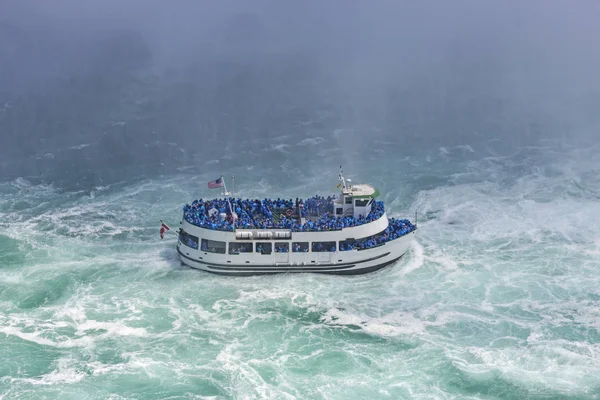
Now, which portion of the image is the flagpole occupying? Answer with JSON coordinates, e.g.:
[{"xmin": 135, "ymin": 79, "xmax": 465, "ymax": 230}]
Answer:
[
  {"xmin": 232, "ymin": 174, "xmax": 235, "ymax": 198},
  {"xmin": 221, "ymin": 174, "xmax": 227, "ymax": 196},
  {"xmin": 220, "ymin": 175, "xmax": 236, "ymax": 226}
]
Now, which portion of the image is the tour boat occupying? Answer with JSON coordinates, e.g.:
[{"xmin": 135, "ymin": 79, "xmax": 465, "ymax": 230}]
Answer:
[{"xmin": 174, "ymin": 169, "xmax": 416, "ymax": 275}]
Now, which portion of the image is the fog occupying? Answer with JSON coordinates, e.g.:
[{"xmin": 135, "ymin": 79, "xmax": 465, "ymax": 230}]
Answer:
[{"xmin": 1, "ymin": 0, "xmax": 599, "ymax": 187}]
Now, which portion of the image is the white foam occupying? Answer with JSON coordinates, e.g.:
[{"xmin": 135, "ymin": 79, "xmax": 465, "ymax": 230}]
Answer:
[
  {"xmin": 214, "ymin": 341, "xmax": 297, "ymax": 400},
  {"xmin": 398, "ymin": 241, "xmax": 424, "ymax": 276},
  {"xmin": 75, "ymin": 320, "xmax": 148, "ymax": 337},
  {"xmin": 321, "ymin": 308, "xmax": 426, "ymax": 337},
  {"xmin": 297, "ymin": 137, "xmax": 325, "ymax": 146},
  {"xmin": 0, "ymin": 326, "xmax": 94, "ymax": 348},
  {"xmin": 271, "ymin": 143, "xmax": 290, "ymax": 153},
  {"xmin": 69, "ymin": 143, "xmax": 93, "ymax": 150},
  {"xmin": 11, "ymin": 358, "xmax": 87, "ymax": 386},
  {"xmin": 455, "ymin": 144, "xmax": 475, "ymax": 153},
  {"xmin": 0, "ymin": 326, "xmax": 56, "ymax": 347},
  {"xmin": 452, "ymin": 343, "xmax": 600, "ymax": 396}
]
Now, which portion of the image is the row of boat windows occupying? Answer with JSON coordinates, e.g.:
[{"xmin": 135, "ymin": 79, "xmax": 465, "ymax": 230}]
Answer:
[
  {"xmin": 179, "ymin": 230, "xmax": 360, "ymax": 253},
  {"xmin": 201, "ymin": 238, "xmax": 337, "ymax": 254}
]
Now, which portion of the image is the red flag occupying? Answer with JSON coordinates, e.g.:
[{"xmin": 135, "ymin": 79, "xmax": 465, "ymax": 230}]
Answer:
[{"xmin": 160, "ymin": 222, "xmax": 170, "ymax": 239}]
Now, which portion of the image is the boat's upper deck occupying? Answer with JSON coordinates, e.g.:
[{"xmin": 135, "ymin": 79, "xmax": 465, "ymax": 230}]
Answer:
[{"xmin": 183, "ymin": 196, "xmax": 385, "ymax": 232}]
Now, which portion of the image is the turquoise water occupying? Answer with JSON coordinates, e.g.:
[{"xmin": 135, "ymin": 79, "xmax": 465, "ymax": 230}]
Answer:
[{"xmin": 1, "ymin": 139, "xmax": 600, "ymax": 399}]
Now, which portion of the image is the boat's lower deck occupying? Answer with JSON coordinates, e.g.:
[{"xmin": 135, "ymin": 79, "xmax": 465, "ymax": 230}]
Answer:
[{"xmin": 177, "ymin": 230, "xmax": 415, "ymax": 275}]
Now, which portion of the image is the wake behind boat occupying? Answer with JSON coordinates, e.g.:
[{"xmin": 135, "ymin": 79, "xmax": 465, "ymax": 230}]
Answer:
[{"xmin": 170, "ymin": 169, "xmax": 416, "ymax": 275}]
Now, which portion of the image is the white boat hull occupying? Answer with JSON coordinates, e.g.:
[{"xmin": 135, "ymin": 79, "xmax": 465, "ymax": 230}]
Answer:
[{"xmin": 177, "ymin": 227, "xmax": 415, "ymax": 275}]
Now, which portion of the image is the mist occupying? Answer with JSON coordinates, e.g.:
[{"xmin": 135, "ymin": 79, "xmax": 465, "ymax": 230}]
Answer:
[{"xmin": 1, "ymin": 0, "xmax": 599, "ymax": 188}]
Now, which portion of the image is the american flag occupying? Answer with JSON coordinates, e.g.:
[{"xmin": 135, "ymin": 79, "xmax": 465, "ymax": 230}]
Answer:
[{"xmin": 208, "ymin": 177, "xmax": 223, "ymax": 189}]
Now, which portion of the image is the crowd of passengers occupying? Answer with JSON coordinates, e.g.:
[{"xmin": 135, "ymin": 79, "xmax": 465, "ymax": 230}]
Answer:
[
  {"xmin": 340, "ymin": 218, "xmax": 415, "ymax": 251},
  {"xmin": 183, "ymin": 196, "xmax": 384, "ymax": 232},
  {"xmin": 277, "ymin": 218, "xmax": 415, "ymax": 251}
]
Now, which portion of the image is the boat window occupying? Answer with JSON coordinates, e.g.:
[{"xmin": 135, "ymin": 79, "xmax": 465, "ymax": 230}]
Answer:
[
  {"xmin": 312, "ymin": 241, "xmax": 336, "ymax": 252},
  {"xmin": 345, "ymin": 196, "xmax": 353, "ymax": 204},
  {"xmin": 274, "ymin": 243, "xmax": 289, "ymax": 253},
  {"xmin": 201, "ymin": 239, "xmax": 226, "ymax": 254},
  {"xmin": 339, "ymin": 239, "xmax": 356, "ymax": 251},
  {"xmin": 292, "ymin": 242, "xmax": 309, "ymax": 252},
  {"xmin": 256, "ymin": 242, "xmax": 272, "ymax": 254},
  {"xmin": 179, "ymin": 229, "xmax": 199, "ymax": 250},
  {"xmin": 355, "ymin": 199, "xmax": 369, "ymax": 207},
  {"xmin": 229, "ymin": 242, "xmax": 253, "ymax": 254}
]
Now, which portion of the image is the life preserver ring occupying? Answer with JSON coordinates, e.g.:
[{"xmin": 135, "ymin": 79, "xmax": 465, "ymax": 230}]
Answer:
[{"xmin": 286, "ymin": 209, "xmax": 293, "ymax": 217}]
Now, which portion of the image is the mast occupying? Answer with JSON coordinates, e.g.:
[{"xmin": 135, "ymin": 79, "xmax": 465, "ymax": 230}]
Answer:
[
  {"xmin": 232, "ymin": 174, "xmax": 235, "ymax": 198},
  {"xmin": 339, "ymin": 166, "xmax": 347, "ymax": 190},
  {"xmin": 221, "ymin": 175, "xmax": 237, "ymax": 224},
  {"xmin": 221, "ymin": 174, "xmax": 227, "ymax": 196}
]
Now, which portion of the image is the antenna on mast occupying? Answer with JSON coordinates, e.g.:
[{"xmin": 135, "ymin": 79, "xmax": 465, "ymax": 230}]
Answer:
[
  {"xmin": 232, "ymin": 174, "xmax": 235, "ymax": 198},
  {"xmin": 339, "ymin": 165, "xmax": 347, "ymax": 189}
]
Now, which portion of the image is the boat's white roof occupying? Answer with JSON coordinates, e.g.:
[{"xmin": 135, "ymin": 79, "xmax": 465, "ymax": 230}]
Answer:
[{"xmin": 342, "ymin": 184, "xmax": 379, "ymax": 198}]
